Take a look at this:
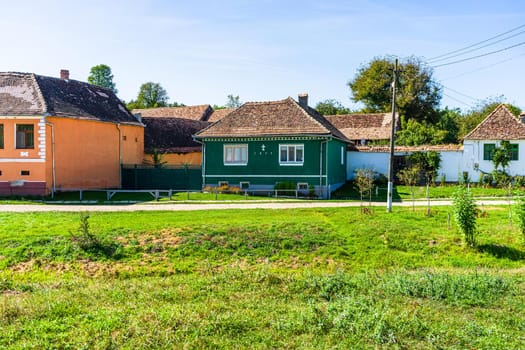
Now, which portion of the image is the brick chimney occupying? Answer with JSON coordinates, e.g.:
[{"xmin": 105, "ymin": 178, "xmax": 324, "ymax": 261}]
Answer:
[
  {"xmin": 298, "ymin": 93, "xmax": 308, "ymax": 108},
  {"xmin": 60, "ymin": 69, "xmax": 69, "ymax": 80}
]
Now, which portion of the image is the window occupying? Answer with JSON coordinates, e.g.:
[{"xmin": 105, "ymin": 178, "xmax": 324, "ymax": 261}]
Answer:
[
  {"xmin": 218, "ymin": 181, "xmax": 228, "ymax": 187},
  {"xmin": 20, "ymin": 170, "xmax": 30, "ymax": 176},
  {"xmin": 16, "ymin": 124, "xmax": 34, "ymax": 149},
  {"xmin": 483, "ymin": 144, "xmax": 495, "ymax": 161},
  {"xmin": 224, "ymin": 144, "xmax": 248, "ymax": 165},
  {"xmin": 509, "ymin": 144, "xmax": 519, "ymax": 161},
  {"xmin": 279, "ymin": 144, "xmax": 304, "ymax": 165},
  {"xmin": 341, "ymin": 146, "xmax": 344, "ymax": 165},
  {"xmin": 240, "ymin": 182, "xmax": 250, "ymax": 190},
  {"xmin": 297, "ymin": 183, "xmax": 308, "ymax": 190},
  {"xmin": 0, "ymin": 124, "xmax": 3, "ymax": 149}
]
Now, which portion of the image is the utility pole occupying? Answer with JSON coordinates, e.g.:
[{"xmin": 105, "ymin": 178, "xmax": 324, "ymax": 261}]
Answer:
[{"xmin": 387, "ymin": 59, "xmax": 398, "ymax": 213}]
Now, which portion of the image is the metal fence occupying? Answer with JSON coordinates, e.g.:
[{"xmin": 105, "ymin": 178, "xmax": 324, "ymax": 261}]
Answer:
[{"xmin": 121, "ymin": 165, "xmax": 202, "ymax": 190}]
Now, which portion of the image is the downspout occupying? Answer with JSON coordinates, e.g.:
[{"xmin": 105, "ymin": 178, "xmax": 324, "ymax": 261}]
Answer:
[
  {"xmin": 116, "ymin": 123, "xmax": 122, "ymax": 188},
  {"xmin": 326, "ymin": 138, "xmax": 331, "ymax": 199},
  {"xmin": 193, "ymin": 137, "xmax": 205, "ymax": 189},
  {"xmin": 45, "ymin": 118, "xmax": 56, "ymax": 198}
]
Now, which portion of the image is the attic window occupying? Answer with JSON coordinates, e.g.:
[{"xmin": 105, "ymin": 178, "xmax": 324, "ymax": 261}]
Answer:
[{"xmin": 16, "ymin": 124, "xmax": 34, "ymax": 149}]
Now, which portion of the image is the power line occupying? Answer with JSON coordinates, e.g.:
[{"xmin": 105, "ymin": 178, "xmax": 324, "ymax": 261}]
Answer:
[
  {"xmin": 441, "ymin": 51, "xmax": 525, "ymax": 81},
  {"xmin": 432, "ymin": 41, "xmax": 525, "ymax": 68},
  {"xmin": 428, "ymin": 23, "xmax": 525, "ymax": 61},
  {"xmin": 442, "ymin": 86, "xmax": 478, "ymax": 101},
  {"xmin": 442, "ymin": 92, "xmax": 473, "ymax": 107},
  {"xmin": 428, "ymin": 29, "xmax": 525, "ymax": 63}
]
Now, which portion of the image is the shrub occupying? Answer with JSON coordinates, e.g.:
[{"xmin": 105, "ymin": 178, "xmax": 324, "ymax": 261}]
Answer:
[
  {"xmin": 515, "ymin": 193, "xmax": 525, "ymax": 243},
  {"xmin": 452, "ymin": 186, "xmax": 477, "ymax": 247},
  {"xmin": 274, "ymin": 181, "xmax": 297, "ymax": 191}
]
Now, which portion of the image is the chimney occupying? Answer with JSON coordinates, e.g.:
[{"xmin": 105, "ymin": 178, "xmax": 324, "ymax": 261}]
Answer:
[
  {"xmin": 60, "ymin": 69, "xmax": 69, "ymax": 80},
  {"xmin": 298, "ymin": 93, "xmax": 308, "ymax": 108}
]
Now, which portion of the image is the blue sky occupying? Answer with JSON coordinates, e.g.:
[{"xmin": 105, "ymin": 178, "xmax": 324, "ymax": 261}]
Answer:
[{"xmin": 1, "ymin": 0, "xmax": 524, "ymax": 112}]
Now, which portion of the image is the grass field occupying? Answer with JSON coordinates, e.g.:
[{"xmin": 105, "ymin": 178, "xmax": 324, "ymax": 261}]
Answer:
[{"xmin": 1, "ymin": 207, "xmax": 525, "ymax": 348}]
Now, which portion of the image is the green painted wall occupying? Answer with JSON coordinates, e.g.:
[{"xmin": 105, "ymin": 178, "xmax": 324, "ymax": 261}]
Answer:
[{"xmin": 201, "ymin": 137, "xmax": 346, "ymax": 190}]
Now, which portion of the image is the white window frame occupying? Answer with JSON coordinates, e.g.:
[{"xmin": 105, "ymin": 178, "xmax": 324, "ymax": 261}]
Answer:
[
  {"xmin": 240, "ymin": 181, "xmax": 250, "ymax": 190},
  {"xmin": 218, "ymin": 181, "xmax": 229, "ymax": 187},
  {"xmin": 297, "ymin": 182, "xmax": 308, "ymax": 190},
  {"xmin": 279, "ymin": 144, "xmax": 304, "ymax": 166},
  {"xmin": 224, "ymin": 144, "xmax": 248, "ymax": 166}
]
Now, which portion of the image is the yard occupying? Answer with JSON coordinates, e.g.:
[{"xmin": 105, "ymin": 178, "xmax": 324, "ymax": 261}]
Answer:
[{"xmin": 1, "ymin": 207, "xmax": 524, "ymax": 348}]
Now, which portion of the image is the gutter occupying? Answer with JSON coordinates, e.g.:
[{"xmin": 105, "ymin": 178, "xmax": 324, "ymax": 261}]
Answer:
[
  {"xmin": 44, "ymin": 117, "xmax": 56, "ymax": 198},
  {"xmin": 116, "ymin": 123, "xmax": 122, "ymax": 188},
  {"xmin": 193, "ymin": 137, "xmax": 205, "ymax": 189}
]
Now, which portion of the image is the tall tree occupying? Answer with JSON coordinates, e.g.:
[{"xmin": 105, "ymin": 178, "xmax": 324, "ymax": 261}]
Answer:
[
  {"xmin": 348, "ymin": 56, "xmax": 441, "ymax": 123},
  {"xmin": 127, "ymin": 82, "xmax": 169, "ymax": 109},
  {"xmin": 225, "ymin": 94, "xmax": 242, "ymax": 108},
  {"xmin": 315, "ymin": 99, "xmax": 351, "ymax": 115},
  {"xmin": 87, "ymin": 64, "xmax": 118, "ymax": 93}
]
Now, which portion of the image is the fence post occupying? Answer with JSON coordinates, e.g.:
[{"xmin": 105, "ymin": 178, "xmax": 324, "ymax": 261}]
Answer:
[
  {"xmin": 245, "ymin": 191, "xmax": 248, "ymax": 200},
  {"xmin": 187, "ymin": 191, "xmax": 189, "ymax": 200},
  {"xmin": 79, "ymin": 190, "xmax": 83, "ymax": 201},
  {"xmin": 169, "ymin": 189, "xmax": 172, "ymax": 200}
]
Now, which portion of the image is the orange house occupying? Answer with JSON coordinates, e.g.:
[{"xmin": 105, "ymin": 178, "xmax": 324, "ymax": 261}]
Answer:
[{"xmin": 0, "ymin": 71, "xmax": 144, "ymax": 196}]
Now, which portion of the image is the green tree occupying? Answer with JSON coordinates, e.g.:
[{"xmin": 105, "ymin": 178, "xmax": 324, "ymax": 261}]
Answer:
[
  {"xmin": 225, "ymin": 94, "xmax": 242, "ymax": 108},
  {"xmin": 87, "ymin": 64, "xmax": 118, "ymax": 93},
  {"xmin": 396, "ymin": 119, "xmax": 447, "ymax": 146},
  {"xmin": 315, "ymin": 99, "xmax": 351, "ymax": 115},
  {"xmin": 354, "ymin": 168, "xmax": 375, "ymax": 208},
  {"xmin": 127, "ymin": 82, "xmax": 169, "ymax": 109},
  {"xmin": 397, "ymin": 166, "xmax": 420, "ymax": 211},
  {"xmin": 452, "ymin": 186, "xmax": 477, "ymax": 247},
  {"xmin": 348, "ymin": 56, "xmax": 441, "ymax": 123}
]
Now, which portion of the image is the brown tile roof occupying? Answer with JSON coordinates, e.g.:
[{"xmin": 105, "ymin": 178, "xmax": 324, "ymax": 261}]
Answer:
[
  {"xmin": 464, "ymin": 104, "xmax": 525, "ymax": 140},
  {"xmin": 354, "ymin": 144, "xmax": 463, "ymax": 152},
  {"xmin": 0, "ymin": 72, "xmax": 140, "ymax": 124},
  {"xmin": 208, "ymin": 108, "xmax": 235, "ymax": 122},
  {"xmin": 143, "ymin": 117, "xmax": 209, "ymax": 153},
  {"xmin": 133, "ymin": 105, "xmax": 213, "ymax": 121},
  {"xmin": 195, "ymin": 97, "xmax": 349, "ymax": 142},
  {"xmin": 324, "ymin": 113, "xmax": 399, "ymax": 141}
]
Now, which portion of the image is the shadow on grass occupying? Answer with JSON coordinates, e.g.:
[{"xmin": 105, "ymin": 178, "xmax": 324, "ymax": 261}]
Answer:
[{"xmin": 476, "ymin": 243, "xmax": 525, "ymax": 261}]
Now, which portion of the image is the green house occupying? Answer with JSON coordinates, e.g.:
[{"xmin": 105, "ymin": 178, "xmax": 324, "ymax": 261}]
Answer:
[{"xmin": 194, "ymin": 95, "xmax": 350, "ymax": 198}]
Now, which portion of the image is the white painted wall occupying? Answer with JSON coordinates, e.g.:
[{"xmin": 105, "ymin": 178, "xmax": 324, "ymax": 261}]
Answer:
[
  {"xmin": 347, "ymin": 149, "xmax": 464, "ymax": 182},
  {"xmin": 463, "ymin": 140, "xmax": 525, "ymax": 181},
  {"xmin": 347, "ymin": 151, "xmax": 389, "ymax": 180}
]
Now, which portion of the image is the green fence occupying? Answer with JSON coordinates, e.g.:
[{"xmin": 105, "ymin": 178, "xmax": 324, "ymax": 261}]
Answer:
[{"xmin": 122, "ymin": 165, "xmax": 202, "ymax": 190}]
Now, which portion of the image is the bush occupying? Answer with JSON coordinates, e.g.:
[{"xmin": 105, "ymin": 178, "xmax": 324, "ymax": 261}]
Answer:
[
  {"xmin": 514, "ymin": 175, "xmax": 525, "ymax": 188},
  {"xmin": 274, "ymin": 181, "xmax": 297, "ymax": 191},
  {"xmin": 515, "ymin": 193, "xmax": 525, "ymax": 243},
  {"xmin": 492, "ymin": 170, "xmax": 511, "ymax": 188},
  {"xmin": 452, "ymin": 186, "xmax": 477, "ymax": 247}
]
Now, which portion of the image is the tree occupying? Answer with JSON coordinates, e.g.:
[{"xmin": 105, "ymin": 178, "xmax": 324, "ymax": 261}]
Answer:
[
  {"xmin": 225, "ymin": 94, "xmax": 242, "ymax": 108},
  {"xmin": 315, "ymin": 99, "xmax": 351, "ymax": 115},
  {"xmin": 127, "ymin": 82, "xmax": 169, "ymax": 109},
  {"xmin": 397, "ymin": 166, "xmax": 420, "ymax": 211},
  {"xmin": 354, "ymin": 168, "xmax": 375, "ymax": 209},
  {"xmin": 87, "ymin": 64, "xmax": 117, "ymax": 93},
  {"xmin": 396, "ymin": 119, "xmax": 447, "ymax": 146},
  {"xmin": 452, "ymin": 186, "xmax": 477, "ymax": 247},
  {"xmin": 348, "ymin": 56, "xmax": 441, "ymax": 123}
]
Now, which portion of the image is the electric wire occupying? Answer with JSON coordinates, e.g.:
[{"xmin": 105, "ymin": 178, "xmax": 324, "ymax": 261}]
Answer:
[
  {"xmin": 441, "ymin": 52, "xmax": 525, "ymax": 81},
  {"xmin": 432, "ymin": 41, "xmax": 525, "ymax": 68},
  {"xmin": 427, "ymin": 23, "xmax": 525, "ymax": 61}
]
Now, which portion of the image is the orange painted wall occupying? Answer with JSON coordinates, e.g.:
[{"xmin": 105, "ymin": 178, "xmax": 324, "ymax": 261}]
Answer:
[
  {"xmin": 142, "ymin": 152, "xmax": 202, "ymax": 166},
  {"xmin": 0, "ymin": 117, "xmax": 46, "ymax": 184},
  {"xmin": 46, "ymin": 117, "xmax": 143, "ymax": 190}
]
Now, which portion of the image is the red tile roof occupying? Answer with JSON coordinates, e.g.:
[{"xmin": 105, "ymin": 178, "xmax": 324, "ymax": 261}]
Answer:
[
  {"xmin": 324, "ymin": 113, "xmax": 398, "ymax": 141},
  {"xmin": 0, "ymin": 72, "xmax": 140, "ymax": 125},
  {"xmin": 195, "ymin": 97, "xmax": 349, "ymax": 142},
  {"xmin": 464, "ymin": 104, "xmax": 525, "ymax": 140},
  {"xmin": 208, "ymin": 108, "xmax": 235, "ymax": 122},
  {"xmin": 132, "ymin": 105, "xmax": 213, "ymax": 121}
]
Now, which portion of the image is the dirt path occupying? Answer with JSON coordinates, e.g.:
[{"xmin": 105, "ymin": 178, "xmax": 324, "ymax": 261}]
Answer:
[{"xmin": 0, "ymin": 199, "xmax": 512, "ymax": 212}]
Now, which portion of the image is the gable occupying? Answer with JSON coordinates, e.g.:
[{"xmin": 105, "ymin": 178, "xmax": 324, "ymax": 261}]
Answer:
[{"xmin": 464, "ymin": 104, "xmax": 525, "ymax": 140}]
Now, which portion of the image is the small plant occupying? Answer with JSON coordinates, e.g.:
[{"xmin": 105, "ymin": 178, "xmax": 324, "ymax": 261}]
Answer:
[
  {"xmin": 354, "ymin": 168, "xmax": 375, "ymax": 208},
  {"xmin": 397, "ymin": 166, "xmax": 420, "ymax": 211},
  {"xmin": 440, "ymin": 173, "xmax": 446, "ymax": 187},
  {"xmin": 515, "ymin": 192, "xmax": 525, "ymax": 243},
  {"xmin": 70, "ymin": 212, "xmax": 101, "ymax": 252},
  {"xmin": 452, "ymin": 186, "xmax": 477, "ymax": 247}
]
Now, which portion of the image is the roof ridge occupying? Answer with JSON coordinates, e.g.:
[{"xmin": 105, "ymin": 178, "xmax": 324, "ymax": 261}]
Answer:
[
  {"xmin": 288, "ymin": 97, "xmax": 331, "ymax": 134},
  {"xmin": 463, "ymin": 104, "xmax": 518, "ymax": 139},
  {"xmin": 30, "ymin": 73, "xmax": 48, "ymax": 114}
]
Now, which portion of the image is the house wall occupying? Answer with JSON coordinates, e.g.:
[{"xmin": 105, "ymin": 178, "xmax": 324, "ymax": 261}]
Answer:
[
  {"xmin": 202, "ymin": 137, "xmax": 346, "ymax": 196},
  {"xmin": 347, "ymin": 149, "xmax": 464, "ymax": 182},
  {"xmin": 463, "ymin": 140, "xmax": 525, "ymax": 181},
  {"xmin": 0, "ymin": 117, "xmax": 47, "ymax": 195},
  {"xmin": 143, "ymin": 152, "xmax": 202, "ymax": 166},
  {"xmin": 46, "ymin": 117, "xmax": 143, "ymax": 190}
]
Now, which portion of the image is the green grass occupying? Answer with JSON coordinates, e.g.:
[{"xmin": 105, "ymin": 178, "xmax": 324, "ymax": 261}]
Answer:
[
  {"xmin": 333, "ymin": 182, "xmax": 513, "ymax": 201},
  {"xmin": 1, "ymin": 207, "xmax": 525, "ymax": 348}
]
